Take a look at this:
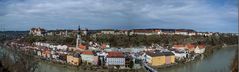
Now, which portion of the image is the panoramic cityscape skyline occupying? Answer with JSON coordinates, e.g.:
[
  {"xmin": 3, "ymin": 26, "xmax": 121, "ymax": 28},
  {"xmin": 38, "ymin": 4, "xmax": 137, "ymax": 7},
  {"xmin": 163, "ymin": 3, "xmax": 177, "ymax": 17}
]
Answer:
[
  {"xmin": 0, "ymin": 0, "xmax": 238, "ymax": 33},
  {"xmin": 0, "ymin": 0, "xmax": 238, "ymax": 72}
]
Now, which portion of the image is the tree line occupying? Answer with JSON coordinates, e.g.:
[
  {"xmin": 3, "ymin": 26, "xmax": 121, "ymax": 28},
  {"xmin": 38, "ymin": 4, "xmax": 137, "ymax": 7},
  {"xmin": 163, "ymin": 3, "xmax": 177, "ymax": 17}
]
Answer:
[{"xmin": 22, "ymin": 34, "xmax": 238, "ymax": 48}]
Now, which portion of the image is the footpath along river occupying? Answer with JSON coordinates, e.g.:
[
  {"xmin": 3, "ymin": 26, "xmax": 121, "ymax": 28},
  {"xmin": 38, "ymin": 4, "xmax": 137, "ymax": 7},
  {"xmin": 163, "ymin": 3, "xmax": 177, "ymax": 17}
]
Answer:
[{"xmin": 0, "ymin": 46, "xmax": 237, "ymax": 72}]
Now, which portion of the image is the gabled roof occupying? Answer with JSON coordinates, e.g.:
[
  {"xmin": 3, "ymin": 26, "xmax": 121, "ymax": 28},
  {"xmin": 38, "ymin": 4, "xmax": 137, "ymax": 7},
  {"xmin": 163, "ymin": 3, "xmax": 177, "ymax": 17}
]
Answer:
[
  {"xmin": 79, "ymin": 44, "xmax": 86, "ymax": 49},
  {"xmin": 81, "ymin": 51, "xmax": 94, "ymax": 55},
  {"xmin": 146, "ymin": 51, "xmax": 164, "ymax": 57},
  {"xmin": 186, "ymin": 43, "xmax": 196, "ymax": 49},
  {"xmin": 163, "ymin": 52, "xmax": 175, "ymax": 56},
  {"xmin": 172, "ymin": 45, "xmax": 185, "ymax": 48},
  {"xmin": 107, "ymin": 51, "xmax": 124, "ymax": 58}
]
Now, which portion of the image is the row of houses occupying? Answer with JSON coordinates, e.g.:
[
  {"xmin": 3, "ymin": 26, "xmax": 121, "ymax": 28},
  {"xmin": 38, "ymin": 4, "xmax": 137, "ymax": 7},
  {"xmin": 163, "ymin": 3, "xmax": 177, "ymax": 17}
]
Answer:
[
  {"xmin": 33, "ymin": 43, "xmax": 177, "ymax": 67},
  {"xmin": 33, "ymin": 43, "xmax": 126, "ymax": 67},
  {"xmin": 65, "ymin": 50, "xmax": 176, "ymax": 67},
  {"xmin": 30, "ymin": 27, "xmax": 238, "ymax": 38},
  {"xmin": 99, "ymin": 29, "xmax": 215, "ymax": 36},
  {"xmin": 169, "ymin": 43, "xmax": 206, "ymax": 60},
  {"xmin": 65, "ymin": 51, "xmax": 127, "ymax": 68},
  {"xmin": 65, "ymin": 43, "xmax": 205, "ymax": 67},
  {"xmin": 29, "ymin": 27, "xmax": 216, "ymax": 37},
  {"xmin": 34, "ymin": 42, "xmax": 68, "ymax": 51},
  {"xmin": 10, "ymin": 40, "xmax": 208, "ymax": 69},
  {"xmin": 172, "ymin": 44, "xmax": 206, "ymax": 54}
]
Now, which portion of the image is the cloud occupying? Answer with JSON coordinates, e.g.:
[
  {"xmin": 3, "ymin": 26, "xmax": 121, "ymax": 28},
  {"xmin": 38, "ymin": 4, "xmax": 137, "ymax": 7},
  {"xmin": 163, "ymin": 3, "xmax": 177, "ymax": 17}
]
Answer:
[{"xmin": 0, "ymin": 0, "xmax": 237, "ymax": 32}]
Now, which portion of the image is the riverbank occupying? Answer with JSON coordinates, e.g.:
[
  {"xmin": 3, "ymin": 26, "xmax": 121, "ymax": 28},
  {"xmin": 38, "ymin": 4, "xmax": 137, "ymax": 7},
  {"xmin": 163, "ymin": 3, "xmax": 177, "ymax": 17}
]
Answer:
[
  {"xmin": 152, "ymin": 44, "xmax": 237, "ymax": 70},
  {"xmin": 204, "ymin": 44, "xmax": 237, "ymax": 58},
  {"xmin": 230, "ymin": 46, "xmax": 238, "ymax": 72},
  {"xmin": 37, "ymin": 60, "xmax": 109, "ymax": 72},
  {"xmin": 37, "ymin": 60, "xmax": 145, "ymax": 72},
  {"xmin": 0, "ymin": 45, "xmax": 40, "ymax": 72},
  {"xmin": 158, "ymin": 44, "xmax": 238, "ymax": 72}
]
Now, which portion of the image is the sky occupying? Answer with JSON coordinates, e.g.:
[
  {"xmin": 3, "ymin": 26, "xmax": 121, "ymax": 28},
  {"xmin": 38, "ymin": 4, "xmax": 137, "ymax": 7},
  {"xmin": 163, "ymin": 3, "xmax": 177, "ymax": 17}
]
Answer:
[{"xmin": 0, "ymin": 0, "xmax": 238, "ymax": 33}]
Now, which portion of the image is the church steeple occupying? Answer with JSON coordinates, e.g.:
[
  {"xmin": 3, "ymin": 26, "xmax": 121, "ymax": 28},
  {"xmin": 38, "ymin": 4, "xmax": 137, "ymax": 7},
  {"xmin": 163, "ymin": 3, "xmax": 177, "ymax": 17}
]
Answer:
[
  {"xmin": 76, "ymin": 25, "xmax": 81, "ymax": 49},
  {"xmin": 78, "ymin": 25, "xmax": 81, "ymax": 35}
]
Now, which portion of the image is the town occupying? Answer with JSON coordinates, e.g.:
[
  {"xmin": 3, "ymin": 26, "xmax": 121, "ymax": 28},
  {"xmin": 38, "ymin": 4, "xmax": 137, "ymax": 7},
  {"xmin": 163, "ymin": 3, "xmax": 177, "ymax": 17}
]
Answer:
[
  {"xmin": 4, "ymin": 26, "xmax": 238, "ymax": 72},
  {"xmin": 0, "ymin": 0, "xmax": 237, "ymax": 72}
]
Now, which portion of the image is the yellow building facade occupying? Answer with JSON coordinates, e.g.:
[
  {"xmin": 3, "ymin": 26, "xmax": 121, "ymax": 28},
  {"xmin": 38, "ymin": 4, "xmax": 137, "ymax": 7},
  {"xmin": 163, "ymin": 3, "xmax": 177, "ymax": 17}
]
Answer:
[
  {"xmin": 67, "ymin": 55, "xmax": 81, "ymax": 66},
  {"xmin": 170, "ymin": 55, "xmax": 175, "ymax": 64},
  {"xmin": 151, "ymin": 56, "xmax": 166, "ymax": 66},
  {"xmin": 146, "ymin": 51, "xmax": 175, "ymax": 66}
]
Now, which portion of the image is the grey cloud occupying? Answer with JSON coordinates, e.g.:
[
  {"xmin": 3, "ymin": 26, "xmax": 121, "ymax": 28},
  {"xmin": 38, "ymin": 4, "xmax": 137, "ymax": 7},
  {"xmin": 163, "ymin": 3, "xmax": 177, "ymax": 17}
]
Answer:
[{"xmin": 0, "ymin": 0, "xmax": 237, "ymax": 32}]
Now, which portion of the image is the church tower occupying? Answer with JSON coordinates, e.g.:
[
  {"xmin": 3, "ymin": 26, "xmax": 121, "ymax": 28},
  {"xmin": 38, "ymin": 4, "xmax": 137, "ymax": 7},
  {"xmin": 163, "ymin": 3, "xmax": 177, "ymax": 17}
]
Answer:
[{"xmin": 76, "ymin": 25, "xmax": 81, "ymax": 49}]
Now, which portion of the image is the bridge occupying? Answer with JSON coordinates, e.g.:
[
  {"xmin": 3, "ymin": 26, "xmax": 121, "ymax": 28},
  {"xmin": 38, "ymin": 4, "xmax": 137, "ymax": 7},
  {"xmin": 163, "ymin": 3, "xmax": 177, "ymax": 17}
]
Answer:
[{"xmin": 141, "ymin": 61, "xmax": 158, "ymax": 72}]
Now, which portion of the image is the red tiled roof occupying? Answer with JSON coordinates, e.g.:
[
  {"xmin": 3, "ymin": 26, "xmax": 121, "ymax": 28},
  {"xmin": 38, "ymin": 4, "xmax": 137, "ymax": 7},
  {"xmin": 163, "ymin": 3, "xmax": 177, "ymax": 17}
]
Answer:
[
  {"xmin": 79, "ymin": 44, "xmax": 86, "ymax": 49},
  {"xmin": 186, "ymin": 44, "xmax": 195, "ymax": 49},
  {"xmin": 81, "ymin": 51, "xmax": 93, "ymax": 55},
  {"xmin": 107, "ymin": 51, "xmax": 124, "ymax": 58},
  {"xmin": 173, "ymin": 45, "xmax": 185, "ymax": 48}
]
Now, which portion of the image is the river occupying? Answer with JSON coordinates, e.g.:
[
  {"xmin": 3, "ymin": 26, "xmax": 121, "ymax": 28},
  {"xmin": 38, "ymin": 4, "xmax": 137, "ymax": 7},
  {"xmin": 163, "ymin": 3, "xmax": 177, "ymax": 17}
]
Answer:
[
  {"xmin": 35, "ymin": 62, "xmax": 82, "ymax": 72},
  {"xmin": 159, "ymin": 47, "xmax": 237, "ymax": 72},
  {"xmin": 0, "ymin": 46, "xmax": 237, "ymax": 72}
]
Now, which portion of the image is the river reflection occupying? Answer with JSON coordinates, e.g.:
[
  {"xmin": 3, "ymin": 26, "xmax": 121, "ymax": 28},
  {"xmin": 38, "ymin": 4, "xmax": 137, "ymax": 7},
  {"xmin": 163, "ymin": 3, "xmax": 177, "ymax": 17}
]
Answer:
[
  {"xmin": 159, "ymin": 47, "xmax": 237, "ymax": 72},
  {"xmin": 35, "ymin": 62, "xmax": 81, "ymax": 72}
]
